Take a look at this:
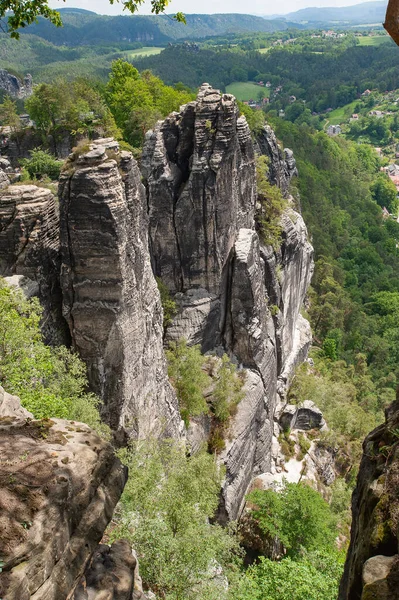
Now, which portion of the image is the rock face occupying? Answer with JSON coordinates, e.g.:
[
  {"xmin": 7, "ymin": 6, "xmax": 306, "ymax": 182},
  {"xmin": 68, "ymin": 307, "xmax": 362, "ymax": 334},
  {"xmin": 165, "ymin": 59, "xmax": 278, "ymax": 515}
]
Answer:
[
  {"xmin": 0, "ymin": 385, "xmax": 33, "ymax": 419},
  {"xmin": 339, "ymin": 400, "xmax": 399, "ymax": 600},
  {"xmin": 0, "ymin": 69, "xmax": 33, "ymax": 99},
  {"xmin": 0, "ymin": 407, "xmax": 127, "ymax": 600},
  {"xmin": 255, "ymin": 125, "xmax": 298, "ymax": 197},
  {"xmin": 74, "ymin": 541, "xmax": 147, "ymax": 600},
  {"xmin": 142, "ymin": 83, "xmax": 256, "ymax": 301},
  {"xmin": 0, "ymin": 184, "xmax": 67, "ymax": 344},
  {"xmin": 142, "ymin": 85, "xmax": 314, "ymax": 519},
  {"xmin": 59, "ymin": 141, "xmax": 182, "ymax": 439},
  {"xmin": 279, "ymin": 401, "xmax": 326, "ymax": 432},
  {"xmin": 0, "ymin": 158, "xmax": 12, "ymax": 189}
]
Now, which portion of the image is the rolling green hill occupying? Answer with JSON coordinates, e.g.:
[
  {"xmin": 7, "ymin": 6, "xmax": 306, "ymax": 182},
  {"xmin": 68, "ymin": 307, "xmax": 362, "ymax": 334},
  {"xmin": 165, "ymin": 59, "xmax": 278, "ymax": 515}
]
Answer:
[{"xmin": 19, "ymin": 12, "xmax": 303, "ymax": 46}]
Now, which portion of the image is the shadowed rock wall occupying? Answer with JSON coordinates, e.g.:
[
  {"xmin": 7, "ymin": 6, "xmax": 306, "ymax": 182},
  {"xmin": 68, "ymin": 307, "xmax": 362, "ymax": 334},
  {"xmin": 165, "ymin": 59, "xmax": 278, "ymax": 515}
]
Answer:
[{"xmin": 339, "ymin": 399, "xmax": 399, "ymax": 600}]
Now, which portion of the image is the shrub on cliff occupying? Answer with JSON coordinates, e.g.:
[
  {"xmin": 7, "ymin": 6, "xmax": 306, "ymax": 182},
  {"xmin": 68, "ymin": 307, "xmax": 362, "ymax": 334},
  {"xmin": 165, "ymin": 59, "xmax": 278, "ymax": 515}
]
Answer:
[
  {"xmin": 21, "ymin": 148, "xmax": 62, "ymax": 181},
  {"xmin": 166, "ymin": 340, "xmax": 245, "ymax": 442},
  {"xmin": 255, "ymin": 155, "xmax": 286, "ymax": 249},
  {"xmin": 0, "ymin": 280, "xmax": 107, "ymax": 435},
  {"xmin": 247, "ymin": 481, "xmax": 337, "ymax": 557},
  {"xmin": 112, "ymin": 439, "xmax": 241, "ymax": 600},
  {"xmin": 166, "ymin": 339, "xmax": 210, "ymax": 426},
  {"xmin": 233, "ymin": 550, "xmax": 344, "ymax": 600},
  {"xmin": 156, "ymin": 277, "xmax": 177, "ymax": 330}
]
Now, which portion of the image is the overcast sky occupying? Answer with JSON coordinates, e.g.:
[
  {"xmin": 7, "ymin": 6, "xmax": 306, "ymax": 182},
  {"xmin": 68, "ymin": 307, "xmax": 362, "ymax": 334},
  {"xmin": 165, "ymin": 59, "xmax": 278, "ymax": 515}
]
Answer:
[{"xmin": 48, "ymin": 0, "xmax": 383, "ymax": 17}]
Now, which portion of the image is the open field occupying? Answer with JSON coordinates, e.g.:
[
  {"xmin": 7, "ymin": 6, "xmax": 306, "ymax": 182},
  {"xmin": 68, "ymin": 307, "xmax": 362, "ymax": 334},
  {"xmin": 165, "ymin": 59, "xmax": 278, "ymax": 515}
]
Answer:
[
  {"xmin": 326, "ymin": 100, "xmax": 359, "ymax": 125},
  {"xmin": 357, "ymin": 35, "xmax": 391, "ymax": 46},
  {"xmin": 226, "ymin": 81, "xmax": 270, "ymax": 101},
  {"xmin": 258, "ymin": 47, "xmax": 271, "ymax": 54},
  {"xmin": 127, "ymin": 47, "xmax": 164, "ymax": 59}
]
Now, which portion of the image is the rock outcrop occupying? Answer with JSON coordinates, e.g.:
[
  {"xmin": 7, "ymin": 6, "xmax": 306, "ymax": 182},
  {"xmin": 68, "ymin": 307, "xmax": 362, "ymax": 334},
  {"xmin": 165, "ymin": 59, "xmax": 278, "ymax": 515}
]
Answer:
[
  {"xmin": 279, "ymin": 401, "xmax": 326, "ymax": 432},
  {"xmin": 0, "ymin": 405, "xmax": 127, "ymax": 600},
  {"xmin": 339, "ymin": 399, "xmax": 399, "ymax": 600},
  {"xmin": 0, "ymin": 184, "xmax": 67, "ymax": 344},
  {"xmin": 0, "ymin": 70, "xmax": 33, "ymax": 99},
  {"xmin": 0, "ymin": 158, "xmax": 12, "ymax": 189},
  {"xmin": 74, "ymin": 541, "xmax": 147, "ymax": 600},
  {"xmin": 59, "ymin": 140, "xmax": 182, "ymax": 439},
  {"xmin": 255, "ymin": 124, "xmax": 298, "ymax": 197},
  {"xmin": 142, "ymin": 83, "xmax": 256, "ymax": 306},
  {"xmin": 142, "ymin": 85, "xmax": 314, "ymax": 519},
  {"xmin": 0, "ymin": 385, "xmax": 33, "ymax": 419}
]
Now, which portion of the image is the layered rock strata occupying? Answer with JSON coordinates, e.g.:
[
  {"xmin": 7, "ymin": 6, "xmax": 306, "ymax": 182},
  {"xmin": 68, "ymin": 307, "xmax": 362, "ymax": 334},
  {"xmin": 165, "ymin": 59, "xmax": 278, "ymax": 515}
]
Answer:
[
  {"xmin": 59, "ymin": 141, "xmax": 182, "ymax": 439},
  {"xmin": 0, "ymin": 184, "xmax": 67, "ymax": 344},
  {"xmin": 142, "ymin": 83, "xmax": 256, "ymax": 310},
  {"xmin": 0, "ymin": 407, "xmax": 127, "ymax": 600},
  {"xmin": 142, "ymin": 85, "xmax": 314, "ymax": 519},
  {"xmin": 339, "ymin": 399, "xmax": 399, "ymax": 600}
]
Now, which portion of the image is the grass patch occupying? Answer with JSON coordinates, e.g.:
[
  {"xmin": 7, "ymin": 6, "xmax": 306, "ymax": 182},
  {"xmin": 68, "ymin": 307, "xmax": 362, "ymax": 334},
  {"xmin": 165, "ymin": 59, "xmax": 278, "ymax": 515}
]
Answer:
[
  {"xmin": 126, "ymin": 46, "xmax": 164, "ymax": 59},
  {"xmin": 326, "ymin": 100, "xmax": 359, "ymax": 125},
  {"xmin": 357, "ymin": 35, "xmax": 391, "ymax": 46},
  {"xmin": 226, "ymin": 81, "xmax": 270, "ymax": 102}
]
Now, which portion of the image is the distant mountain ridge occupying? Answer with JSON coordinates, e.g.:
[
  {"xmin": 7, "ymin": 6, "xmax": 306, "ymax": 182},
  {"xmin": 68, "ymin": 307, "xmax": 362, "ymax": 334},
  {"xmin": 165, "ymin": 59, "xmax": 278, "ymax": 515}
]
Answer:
[
  {"xmin": 282, "ymin": 1, "xmax": 385, "ymax": 24},
  {"xmin": 21, "ymin": 12, "xmax": 302, "ymax": 46}
]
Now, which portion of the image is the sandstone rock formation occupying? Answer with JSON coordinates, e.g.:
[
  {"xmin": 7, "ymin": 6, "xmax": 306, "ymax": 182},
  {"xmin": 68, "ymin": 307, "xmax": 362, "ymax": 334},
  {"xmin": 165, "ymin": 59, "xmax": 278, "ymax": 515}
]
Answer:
[
  {"xmin": 142, "ymin": 85, "xmax": 314, "ymax": 519},
  {"xmin": 74, "ymin": 541, "xmax": 147, "ymax": 600},
  {"xmin": 142, "ymin": 83, "xmax": 256, "ymax": 305},
  {"xmin": 59, "ymin": 140, "xmax": 182, "ymax": 439},
  {"xmin": 0, "ymin": 70, "xmax": 33, "ymax": 99},
  {"xmin": 0, "ymin": 385, "xmax": 33, "ymax": 419},
  {"xmin": 0, "ymin": 158, "xmax": 12, "ymax": 189},
  {"xmin": 0, "ymin": 409, "xmax": 127, "ymax": 600},
  {"xmin": 0, "ymin": 184, "xmax": 67, "ymax": 344},
  {"xmin": 279, "ymin": 400, "xmax": 326, "ymax": 431},
  {"xmin": 255, "ymin": 124, "xmax": 298, "ymax": 197},
  {"xmin": 339, "ymin": 399, "xmax": 399, "ymax": 600}
]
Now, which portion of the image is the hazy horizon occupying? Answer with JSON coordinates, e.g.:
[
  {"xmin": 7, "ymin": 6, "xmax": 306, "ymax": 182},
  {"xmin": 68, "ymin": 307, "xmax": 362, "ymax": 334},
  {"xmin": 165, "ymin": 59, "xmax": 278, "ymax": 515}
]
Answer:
[{"xmin": 49, "ymin": 0, "xmax": 384, "ymax": 17}]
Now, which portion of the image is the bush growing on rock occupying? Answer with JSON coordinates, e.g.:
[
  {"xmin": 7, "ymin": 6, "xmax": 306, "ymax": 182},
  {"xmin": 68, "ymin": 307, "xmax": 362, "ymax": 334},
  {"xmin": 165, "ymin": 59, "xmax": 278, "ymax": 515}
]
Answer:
[
  {"xmin": 21, "ymin": 148, "xmax": 62, "ymax": 180},
  {"xmin": 166, "ymin": 340, "xmax": 245, "ymax": 445},
  {"xmin": 247, "ymin": 481, "xmax": 337, "ymax": 558},
  {"xmin": 233, "ymin": 550, "xmax": 344, "ymax": 600},
  {"xmin": 255, "ymin": 155, "xmax": 286, "ymax": 249},
  {"xmin": 0, "ymin": 280, "xmax": 107, "ymax": 436},
  {"xmin": 166, "ymin": 339, "xmax": 210, "ymax": 426},
  {"xmin": 111, "ymin": 439, "xmax": 241, "ymax": 600}
]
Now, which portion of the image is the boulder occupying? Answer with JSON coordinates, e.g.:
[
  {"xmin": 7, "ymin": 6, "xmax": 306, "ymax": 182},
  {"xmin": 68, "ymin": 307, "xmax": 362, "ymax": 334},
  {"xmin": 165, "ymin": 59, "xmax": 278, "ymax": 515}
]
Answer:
[
  {"xmin": 0, "ymin": 386, "xmax": 33, "ymax": 419},
  {"xmin": 279, "ymin": 401, "xmax": 326, "ymax": 431},
  {"xmin": 0, "ymin": 417, "xmax": 127, "ymax": 600},
  {"xmin": 74, "ymin": 540, "xmax": 148, "ymax": 600}
]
